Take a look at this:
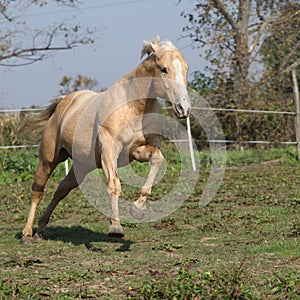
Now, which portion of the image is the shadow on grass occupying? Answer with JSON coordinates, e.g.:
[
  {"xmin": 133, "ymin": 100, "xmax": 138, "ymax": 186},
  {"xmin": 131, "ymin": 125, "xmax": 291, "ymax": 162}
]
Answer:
[{"xmin": 16, "ymin": 225, "xmax": 133, "ymax": 252}]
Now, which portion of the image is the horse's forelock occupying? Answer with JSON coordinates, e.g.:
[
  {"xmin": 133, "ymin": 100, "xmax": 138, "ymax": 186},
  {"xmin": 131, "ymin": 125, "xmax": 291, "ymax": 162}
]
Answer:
[
  {"xmin": 141, "ymin": 37, "xmax": 176, "ymax": 59},
  {"xmin": 159, "ymin": 40, "xmax": 176, "ymax": 52}
]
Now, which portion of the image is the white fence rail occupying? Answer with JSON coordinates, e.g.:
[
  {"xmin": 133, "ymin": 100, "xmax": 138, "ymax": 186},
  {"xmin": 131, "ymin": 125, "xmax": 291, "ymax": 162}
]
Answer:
[{"xmin": 1, "ymin": 101, "xmax": 300, "ymax": 160}]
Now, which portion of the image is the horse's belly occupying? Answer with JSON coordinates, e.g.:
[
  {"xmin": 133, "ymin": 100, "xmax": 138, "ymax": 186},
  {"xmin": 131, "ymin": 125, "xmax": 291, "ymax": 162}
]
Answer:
[
  {"xmin": 62, "ymin": 130, "xmax": 101, "ymax": 169},
  {"xmin": 117, "ymin": 148, "xmax": 133, "ymax": 167}
]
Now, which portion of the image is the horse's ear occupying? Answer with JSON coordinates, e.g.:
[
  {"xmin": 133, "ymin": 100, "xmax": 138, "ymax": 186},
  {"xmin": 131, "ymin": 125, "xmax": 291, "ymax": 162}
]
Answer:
[{"xmin": 141, "ymin": 37, "xmax": 160, "ymax": 59}]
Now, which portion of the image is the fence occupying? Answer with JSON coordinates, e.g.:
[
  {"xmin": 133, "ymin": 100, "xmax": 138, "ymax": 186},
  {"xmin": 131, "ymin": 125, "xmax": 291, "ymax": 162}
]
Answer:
[{"xmin": 1, "ymin": 88, "xmax": 299, "ymax": 161}]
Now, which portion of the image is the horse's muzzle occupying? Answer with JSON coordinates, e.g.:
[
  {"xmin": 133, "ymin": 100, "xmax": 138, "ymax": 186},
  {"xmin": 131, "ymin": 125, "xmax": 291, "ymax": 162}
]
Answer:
[{"xmin": 175, "ymin": 102, "xmax": 191, "ymax": 119}]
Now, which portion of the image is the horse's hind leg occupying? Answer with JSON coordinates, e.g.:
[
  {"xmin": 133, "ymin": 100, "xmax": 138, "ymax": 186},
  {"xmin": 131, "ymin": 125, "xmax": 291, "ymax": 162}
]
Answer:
[
  {"xmin": 22, "ymin": 159, "xmax": 55, "ymax": 244},
  {"xmin": 37, "ymin": 163, "xmax": 89, "ymax": 236},
  {"xmin": 22, "ymin": 147, "xmax": 69, "ymax": 244}
]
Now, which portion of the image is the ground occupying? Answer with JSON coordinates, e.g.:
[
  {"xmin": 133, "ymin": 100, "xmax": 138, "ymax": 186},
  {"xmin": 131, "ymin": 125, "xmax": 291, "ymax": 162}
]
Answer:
[{"xmin": 0, "ymin": 161, "xmax": 299, "ymax": 299}]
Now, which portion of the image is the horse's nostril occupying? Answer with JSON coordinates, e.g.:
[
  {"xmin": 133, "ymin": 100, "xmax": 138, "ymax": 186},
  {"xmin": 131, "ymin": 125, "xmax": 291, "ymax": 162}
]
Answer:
[{"xmin": 176, "ymin": 103, "xmax": 183, "ymax": 113}]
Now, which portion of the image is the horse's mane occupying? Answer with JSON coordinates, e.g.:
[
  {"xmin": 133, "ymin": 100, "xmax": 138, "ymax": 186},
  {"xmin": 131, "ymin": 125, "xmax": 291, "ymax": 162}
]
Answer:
[{"xmin": 141, "ymin": 36, "xmax": 176, "ymax": 59}]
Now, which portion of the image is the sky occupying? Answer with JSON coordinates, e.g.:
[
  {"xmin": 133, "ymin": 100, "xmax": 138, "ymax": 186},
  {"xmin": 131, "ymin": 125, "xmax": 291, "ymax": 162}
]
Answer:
[{"xmin": 0, "ymin": 0, "xmax": 206, "ymax": 109}]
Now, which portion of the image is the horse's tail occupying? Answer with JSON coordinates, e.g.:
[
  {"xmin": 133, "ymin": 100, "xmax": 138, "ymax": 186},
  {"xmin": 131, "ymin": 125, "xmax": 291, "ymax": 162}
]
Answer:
[{"xmin": 19, "ymin": 95, "xmax": 66, "ymax": 143}]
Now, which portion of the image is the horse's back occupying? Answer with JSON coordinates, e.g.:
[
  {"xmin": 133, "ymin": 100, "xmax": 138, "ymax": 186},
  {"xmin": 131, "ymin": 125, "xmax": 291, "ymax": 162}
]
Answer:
[{"xmin": 56, "ymin": 90, "xmax": 98, "ymax": 120}]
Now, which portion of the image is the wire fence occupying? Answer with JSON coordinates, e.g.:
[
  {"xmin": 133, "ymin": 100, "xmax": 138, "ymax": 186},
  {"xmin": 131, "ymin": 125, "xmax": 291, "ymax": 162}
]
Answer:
[
  {"xmin": 0, "ymin": 105, "xmax": 299, "ymax": 149},
  {"xmin": 167, "ymin": 106, "xmax": 299, "ymax": 146},
  {"xmin": 1, "ymin": 102, "xmax": 299, "ymax": 172}
]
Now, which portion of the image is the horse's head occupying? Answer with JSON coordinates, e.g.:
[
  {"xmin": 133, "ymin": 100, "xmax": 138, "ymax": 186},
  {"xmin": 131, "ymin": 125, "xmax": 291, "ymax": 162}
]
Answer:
[{"xmin": 141, "ymin": 37, "xmax": 191, "ymax": 119}]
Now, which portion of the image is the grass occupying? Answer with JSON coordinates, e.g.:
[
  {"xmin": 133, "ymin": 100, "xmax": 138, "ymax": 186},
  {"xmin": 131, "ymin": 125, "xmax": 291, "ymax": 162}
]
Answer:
[{"xmin": 0, "ymin": 146, "xmax": 299, "ymax": 299}]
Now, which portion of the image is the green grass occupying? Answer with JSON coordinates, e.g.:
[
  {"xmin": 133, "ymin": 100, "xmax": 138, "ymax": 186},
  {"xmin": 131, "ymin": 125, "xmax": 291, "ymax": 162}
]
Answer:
[{"xmin": 0, "ymin": 146, "xmax": 299, "ymax": 299}]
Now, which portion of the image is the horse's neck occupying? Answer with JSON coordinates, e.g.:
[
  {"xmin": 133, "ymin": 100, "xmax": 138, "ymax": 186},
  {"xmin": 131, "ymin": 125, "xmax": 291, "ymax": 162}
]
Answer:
[
  {"xmin": 119, "ymin": 56, "xmax": 156, "ymax": 81},
  {"xmin": 113, "ymin": 57, "xmax": 159, "ymax": 113}
]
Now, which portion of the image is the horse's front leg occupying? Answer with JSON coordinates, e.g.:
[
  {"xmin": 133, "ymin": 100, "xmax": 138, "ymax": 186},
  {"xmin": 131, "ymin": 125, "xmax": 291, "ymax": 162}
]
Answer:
[
  {"xmin": 131, "ymin": 145, "xmax": 164, "ymax": 213},
  {"xmin": 101, "ymin": 152, "xmax": 124, "ymax": 237}
]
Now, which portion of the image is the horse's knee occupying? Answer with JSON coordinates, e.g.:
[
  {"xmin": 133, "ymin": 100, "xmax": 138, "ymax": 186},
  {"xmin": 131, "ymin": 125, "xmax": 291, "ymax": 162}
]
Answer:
[
  {"xmin": 30, "ymin": 190, "xmax": 45, "ymax": 204},
  {"xmin": 107, "ymin": 174, "xmax": 121, "ymax": 197},
  {"xmin": 132, "ymin": 145, "xmax": 164, "ymax": 165}
]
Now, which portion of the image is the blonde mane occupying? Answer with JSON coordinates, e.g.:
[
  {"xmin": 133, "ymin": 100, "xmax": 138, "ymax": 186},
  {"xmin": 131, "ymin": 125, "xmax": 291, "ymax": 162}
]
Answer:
[
  {"xmin": 160, "ymin": 40, "xmax": 176, "ymax": 51},
  {"xmin": 141, "ymin": 36, "xmax": 176, "ymax": 59}
]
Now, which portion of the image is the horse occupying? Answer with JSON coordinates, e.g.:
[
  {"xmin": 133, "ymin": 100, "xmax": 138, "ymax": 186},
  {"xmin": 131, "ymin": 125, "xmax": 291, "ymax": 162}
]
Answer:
[{"xmin": 20, "ymin": 37, "xmax": 191, "ymax": 244}]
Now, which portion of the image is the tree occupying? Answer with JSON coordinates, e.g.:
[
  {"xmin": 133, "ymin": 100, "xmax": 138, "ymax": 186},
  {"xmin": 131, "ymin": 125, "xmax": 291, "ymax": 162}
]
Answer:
[
  {"xmin": 181, "ymin": 0, "xmax": 299, "ymax": 105},
  {"xmin": 181, "ymin": 0, "xmax": 300, "ymax": 149},
  {"xmin": 59, "ymin": 75, "xmax": 100, "ymax": 95},
  {"xmin": 0, "ymin": 0, "xmax": 94, "ymax": 67},
  {"xmin": 260, "ymin": 2, "xmax": 300, "ymax": 89}
]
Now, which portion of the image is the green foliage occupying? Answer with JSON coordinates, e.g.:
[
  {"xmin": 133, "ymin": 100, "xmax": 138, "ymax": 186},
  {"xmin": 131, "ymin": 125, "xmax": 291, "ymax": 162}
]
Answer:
[
  {"xmin": 188, "ymin": 71, "xmax": 216, "ymax": 96},
  {"xmin": 126, "ymin": 266, "xmax": 256, "ymax": 299},
  {"xmin": 196, "ymin": 146, "xmax": 299, "ymax": 168},
  {"xmin": 0, "ymin": 146, "xmax": 298, "ymax": 185},
  {"xmin": 0, "ymin": 149, "xmax": 39, "ymax": 183},
  {"xmin": 260, "ymin": 2, "xmax": 300, "ymax": 75},
  {"xmin": 0, "ymin": 280, "xmax": 11, "ymax": 298},
  {"xmin": 0, "ymin": 149, "xmax": 68, "ymax": 184},
  {"xmin": 127, "ymin": 268, "xmax": 300, "ymax": 299},
  {"xmin": 189, "ymin": 70, "xmax": 296, "ymax": 150},
  {"xmin": 183, "ymin": 1, "xmax": 298, "ymax": 148},
  {"xmin": 268, "ymin": 271, "xmax": 300, "ymax": 297},
  {"xmin": 225, "ymin": 146, "xmax": 299, "ymax": 166},
  {"xmin": 182, "ymin": 0, "xmax": 297, "ymax": 103},
  {"xmin": 1, "ymin": 150, "xmax": 38, "ymax": 172}
]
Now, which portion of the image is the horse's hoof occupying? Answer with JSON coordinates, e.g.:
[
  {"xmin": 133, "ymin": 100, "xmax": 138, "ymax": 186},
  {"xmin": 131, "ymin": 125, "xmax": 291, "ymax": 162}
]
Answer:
[
  {"xmin": 34, "ymin": 232, "xmax": 44, "ymax": 240},
  {"xmin": 130, "ymin": 204, "xmax": 145, "ymax": 220},
  {"xmin": 21, "ymin": 235, "xmax": 36, "ymax": 245},
  {"xmin": 108, "ymin": 225, "xmax": 124, "ymax": 238}
]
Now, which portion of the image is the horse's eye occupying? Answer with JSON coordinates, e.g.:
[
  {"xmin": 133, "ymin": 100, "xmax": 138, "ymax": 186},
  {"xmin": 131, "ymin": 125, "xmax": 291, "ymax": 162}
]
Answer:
[{"xmin": 160, "ymin": 67, "xmax": 168, "ymax": 74}]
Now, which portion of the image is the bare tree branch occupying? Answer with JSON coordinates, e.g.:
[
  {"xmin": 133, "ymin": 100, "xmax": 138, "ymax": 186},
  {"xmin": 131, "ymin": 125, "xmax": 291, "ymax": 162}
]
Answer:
[
  {"xmin": 248, "ymin": 13, "xmax": 274, "ymax": 54},
  {"xmin": 0, "ymin": 44, "xmax": 73, "ymax": 66},
  {"xmin": 0, "ymin": 1, "xmax": 94, "ymax": 67},
  {"xmin": 280, "ymin": 40, "xmax": 300, "ymax": 72},
  {"xmin": 212, "ymin": 0, "xmax": 240, "ymax": 32},
  {"xmin": 0, "ymin": 2, "xmax": 13, "ymax": 22},
  {"xmin": 283, "ymin": 57, "xmax": 300, "ymax": 73}
]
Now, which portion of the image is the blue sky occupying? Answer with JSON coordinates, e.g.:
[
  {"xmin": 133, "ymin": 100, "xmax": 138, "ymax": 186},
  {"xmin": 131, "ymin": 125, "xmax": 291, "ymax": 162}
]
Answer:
[{"xmin": 0, "ymin": 0, "xmax": 205, "ymax": 108}]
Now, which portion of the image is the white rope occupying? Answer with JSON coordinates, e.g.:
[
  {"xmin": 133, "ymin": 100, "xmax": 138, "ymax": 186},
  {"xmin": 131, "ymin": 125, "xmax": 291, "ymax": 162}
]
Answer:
[
  {"xmin": 165, "ymin": 106, "xmax": 296, "ymax": 115},
  {"xmin": 192, "ymin": 107, "xmax": 296, "ymax": 115},
  {"xmin": 0, "ymin": 106, "xmax": 296, "ymax": 115},
  {"xmin": 202, "ymin": 140, "xmax": 298, "ymax": 145},
  {"xmin": 0, "ymin": 108, "xmax": 43, "ymax": 113},
  {"xmin": 0, "ymin": 144, "xmax": 39, "ymax": 149},
  {"xmin": 0, "ymin": 106, "xmax": 297, "ymax": 159},
  {"xmin": 1, "ymin": 139, "xmax": 296, "ymax": 150}
]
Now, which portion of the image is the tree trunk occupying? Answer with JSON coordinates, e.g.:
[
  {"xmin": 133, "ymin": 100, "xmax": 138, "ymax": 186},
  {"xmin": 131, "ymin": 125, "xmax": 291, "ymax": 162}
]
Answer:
[
  {"xmin": 232, "ymin": 35, "xmax": 251, "ymax": 104},
  {"xmin": 232, "ymin": 0, "xmax": 251, "ymax": 105}
]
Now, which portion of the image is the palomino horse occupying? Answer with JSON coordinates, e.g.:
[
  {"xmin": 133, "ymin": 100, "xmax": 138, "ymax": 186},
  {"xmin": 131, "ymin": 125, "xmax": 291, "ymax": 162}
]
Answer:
[{"xmin": 21, "ymin": 37, "xmax": 190, "ymax": 244}]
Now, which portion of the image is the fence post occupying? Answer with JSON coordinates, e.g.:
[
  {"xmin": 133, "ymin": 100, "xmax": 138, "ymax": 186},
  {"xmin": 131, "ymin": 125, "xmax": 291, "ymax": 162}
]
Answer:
[
  {"xmin": 64, "ymin": 160, "xmax": 69, "ymax": 175},
  {"xmin": 186, "ymin": 116, "xmax": 196, "ymax": 171},
  {"xmin": 291, "ymin": 69, "xmax": 300, "ymax": 161}
]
